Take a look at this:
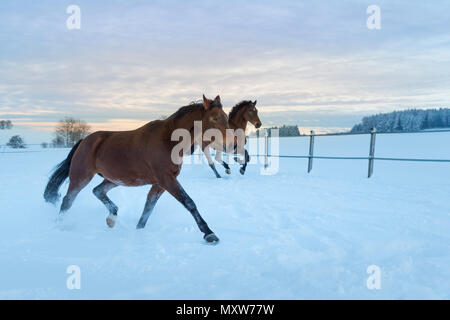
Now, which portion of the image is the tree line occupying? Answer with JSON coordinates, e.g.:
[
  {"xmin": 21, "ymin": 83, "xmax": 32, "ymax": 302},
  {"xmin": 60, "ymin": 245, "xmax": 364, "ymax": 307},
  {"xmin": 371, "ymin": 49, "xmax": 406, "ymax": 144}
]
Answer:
[
  {"xmin": 351, "ymin": 108, "xmax": 450, "ymax": 133},
  {"xmin": 1, "ymin": 117, "xmax": 90, "ymax": 149},
  {"xmin": 250, "ymin": 125, "xmax": 300, "ymax": 137},
  {"xmin": 269, "ymin": 125, "xmax": 300, "ymax": 137}
]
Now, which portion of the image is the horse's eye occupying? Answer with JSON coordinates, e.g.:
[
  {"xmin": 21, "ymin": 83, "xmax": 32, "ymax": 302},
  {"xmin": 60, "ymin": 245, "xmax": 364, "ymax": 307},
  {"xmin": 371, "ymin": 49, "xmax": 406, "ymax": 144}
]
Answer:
[{"xmin": 213, "ymin": 117, "xmax": 218, "ymax": 121}]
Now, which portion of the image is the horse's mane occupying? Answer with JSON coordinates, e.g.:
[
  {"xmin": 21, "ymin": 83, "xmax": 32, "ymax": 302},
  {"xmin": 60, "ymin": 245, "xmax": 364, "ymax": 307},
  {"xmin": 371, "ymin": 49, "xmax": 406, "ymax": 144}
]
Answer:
[
  {"xmin": 172, "ymin": 103, "xmax": 202, "ymax": 121},
  {"xmin": 172, "ymin": 100, "xmax": 222, "ymax": 121},
  {"xmin": 228, "ymin": 100, "xmax": 252, "ymax": 121}
]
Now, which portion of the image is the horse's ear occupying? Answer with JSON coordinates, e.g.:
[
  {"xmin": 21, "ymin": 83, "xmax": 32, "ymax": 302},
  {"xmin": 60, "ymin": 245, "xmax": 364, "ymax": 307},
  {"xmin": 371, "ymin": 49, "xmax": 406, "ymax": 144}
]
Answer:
[
  {"xmin": 253, "ymin": 100, "xmax": 257, "ymax": 105},
  {"xmin": 214, "ymin": 95, "xmax": 221, "ymax": 104},
  {"xmin": 203, "ymin": 95, "xmax": 211, "ymax": 110}
]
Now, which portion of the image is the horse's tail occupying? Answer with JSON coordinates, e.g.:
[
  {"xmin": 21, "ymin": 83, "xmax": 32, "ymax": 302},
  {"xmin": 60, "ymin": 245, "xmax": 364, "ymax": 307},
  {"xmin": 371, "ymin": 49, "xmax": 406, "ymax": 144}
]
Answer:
[{"xmin": 43, "ymin": 139, "xmax": 83, "ymax": 204}]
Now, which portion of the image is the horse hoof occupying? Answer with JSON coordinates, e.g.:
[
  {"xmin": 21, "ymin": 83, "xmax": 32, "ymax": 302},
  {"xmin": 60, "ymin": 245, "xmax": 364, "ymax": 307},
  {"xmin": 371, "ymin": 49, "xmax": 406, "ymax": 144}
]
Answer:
[
  {"xmin": 204, "ymin": 233, "xmax": 219, "ymax": 243},
  {"xmin": 239, "ymin": 168, "xmax": 245, "ymax": 175},
  {"xmin": 106, "ymin": 214, "xmax": 117, "ymax": 228},
  {"xmin": 225, "ymin": 169, "xmax": 231, "ymax": 174}
]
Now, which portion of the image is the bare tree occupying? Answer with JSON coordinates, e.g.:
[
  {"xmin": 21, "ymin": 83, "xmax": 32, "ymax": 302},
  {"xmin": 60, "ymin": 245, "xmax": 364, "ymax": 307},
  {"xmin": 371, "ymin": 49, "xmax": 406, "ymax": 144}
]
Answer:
[
  {"xmin": 51, "ymin": 135, "xmax": 65, "ymax": 148},
  {"xmin": 54, "ymin": 117, "xmax": 91, "ymax": 147}
]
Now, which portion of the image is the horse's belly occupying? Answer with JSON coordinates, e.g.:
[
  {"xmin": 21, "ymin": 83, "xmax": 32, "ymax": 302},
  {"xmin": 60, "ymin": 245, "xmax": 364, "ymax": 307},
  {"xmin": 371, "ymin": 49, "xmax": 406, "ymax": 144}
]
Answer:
[
  {"xmin": 95, "ymin": 149, "xmax": 155, "ymax": 186},
  {"xmin": 98, "ymin": 166, "xmax": 156, "ymax": 186},
  {"xmin": 105, "ymin": 175, "xmax": 150, "ymax": 187}
]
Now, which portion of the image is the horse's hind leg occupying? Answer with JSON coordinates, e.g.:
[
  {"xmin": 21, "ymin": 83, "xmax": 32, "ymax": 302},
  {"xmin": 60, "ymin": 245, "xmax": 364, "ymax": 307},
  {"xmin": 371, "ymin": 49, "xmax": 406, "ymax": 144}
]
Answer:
[
  {"xmin": 59, "ymin": 173, "xmax": 94, "ymax": 217},
  {"xmin": 221, "ymin": 161, "xmax": 231, "ymax": 175},
  {"xmin": 93, "ymin": 179, "xmax": 119, "ymax": 228},
  {"xmin": 136, "ymin": 184, "xmax": 165, "ymax": 229}
]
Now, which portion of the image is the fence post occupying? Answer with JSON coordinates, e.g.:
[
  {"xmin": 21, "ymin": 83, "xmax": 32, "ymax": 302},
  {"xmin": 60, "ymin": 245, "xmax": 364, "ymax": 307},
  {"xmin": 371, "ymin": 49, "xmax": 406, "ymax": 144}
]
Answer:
[
  {"xmin": 368, "ymin": 127, "xmax": 376, "ymax": 178},
  {"xmin": 308, "ymin": 130, "xmax": 315, "ymax": 173},
  {"xmin": 256, "ymin": 129, "xmax": 260, "ymax": 163},
  {"xmin": 264, "ymin": 129, "xmax": 269, "ymax": 169}
]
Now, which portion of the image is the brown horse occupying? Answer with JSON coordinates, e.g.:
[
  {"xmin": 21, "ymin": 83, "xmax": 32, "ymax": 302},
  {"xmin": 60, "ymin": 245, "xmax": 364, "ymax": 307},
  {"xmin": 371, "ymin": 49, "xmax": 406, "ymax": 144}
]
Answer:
[
  {"xmin": 44, "ymin": 95, "xmax": 230, "ymax": 243},
  {"xmin": 193, "ymin": 100, "xmax": 261, "ymax": 178}
]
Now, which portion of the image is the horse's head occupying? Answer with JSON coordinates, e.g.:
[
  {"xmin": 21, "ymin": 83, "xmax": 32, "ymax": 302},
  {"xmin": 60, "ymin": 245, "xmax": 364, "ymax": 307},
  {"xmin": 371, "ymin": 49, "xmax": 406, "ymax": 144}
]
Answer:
[
  {"xmin": 243, "ymin": 100, "xmax": 262, "ymax": 128},
  {"xmin": 201, "ymin": 95, "xmax": 232, "ymax": 151}
]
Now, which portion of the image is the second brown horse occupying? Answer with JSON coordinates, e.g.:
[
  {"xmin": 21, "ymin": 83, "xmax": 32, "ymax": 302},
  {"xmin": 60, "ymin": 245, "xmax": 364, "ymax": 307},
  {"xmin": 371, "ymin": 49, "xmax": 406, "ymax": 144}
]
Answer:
[
  {"xmin": 193, "ymin": 100, "xmax": 261, "ymax": 178},
  {"xmin": 44, "ymin": 95, "xmax": 230, "ymax": 243}
]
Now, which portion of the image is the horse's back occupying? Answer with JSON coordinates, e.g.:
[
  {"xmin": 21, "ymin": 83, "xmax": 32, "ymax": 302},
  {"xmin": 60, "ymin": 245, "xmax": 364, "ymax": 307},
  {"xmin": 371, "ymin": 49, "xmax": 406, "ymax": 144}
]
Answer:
[
  {"xmin": 72, "ymin": 120, "xmax": 167, "ymax": 185},
  {"xmin": 82, "ymin": 120, "xmax": 164, "ymax": 158}
]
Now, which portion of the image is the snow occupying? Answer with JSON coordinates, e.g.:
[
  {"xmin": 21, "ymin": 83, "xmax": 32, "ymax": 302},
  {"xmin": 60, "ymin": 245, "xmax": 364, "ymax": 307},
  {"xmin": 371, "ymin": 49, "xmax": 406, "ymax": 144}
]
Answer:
[{"xmin": 0, "ymin": 133, "xmax": 449, "ymax": 299}]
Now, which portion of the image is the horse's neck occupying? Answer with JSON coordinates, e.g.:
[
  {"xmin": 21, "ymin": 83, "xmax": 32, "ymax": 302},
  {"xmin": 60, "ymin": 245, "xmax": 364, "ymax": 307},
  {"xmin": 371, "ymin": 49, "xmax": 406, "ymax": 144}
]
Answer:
[
  {"xmin": 229, "ymin": 108, "xmax": 248, "ymax": 131},
  {"xmin": 167, "ymin": 107, "xmax": 204, "ymax": 141}
]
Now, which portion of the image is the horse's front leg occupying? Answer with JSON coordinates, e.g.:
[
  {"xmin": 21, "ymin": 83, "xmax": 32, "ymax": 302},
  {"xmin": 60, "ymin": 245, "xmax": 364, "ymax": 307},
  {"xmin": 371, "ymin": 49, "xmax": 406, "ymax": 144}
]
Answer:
[
  {"xmin": 204, "ymin": 147, "xmax": 222, "ymax": 178},
  {"xmin": 234, "ymin": 148, "xmax": 250, "ymax": 175},
  {"xmin": 160, "ymin": 174, "xmax": 219, "ymax": 243}
]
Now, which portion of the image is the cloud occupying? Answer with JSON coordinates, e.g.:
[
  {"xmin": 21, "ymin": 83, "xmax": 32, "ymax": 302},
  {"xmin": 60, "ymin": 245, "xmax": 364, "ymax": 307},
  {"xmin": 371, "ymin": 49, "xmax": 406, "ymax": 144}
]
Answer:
[
  {"xmin": 11, "ymin": 118, "xmax": 149, "ymax": 133},
  {"xmin": 1, "ymin": 0, "xmax": 450, "ymax": 144}
]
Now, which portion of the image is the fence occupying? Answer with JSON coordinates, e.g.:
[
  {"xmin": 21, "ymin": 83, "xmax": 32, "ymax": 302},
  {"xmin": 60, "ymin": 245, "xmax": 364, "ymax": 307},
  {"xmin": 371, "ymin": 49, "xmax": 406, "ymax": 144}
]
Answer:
[
  {"xmin": 2, "ymin": 129, "xmax": 450, "ymax": 178},
  {"xmin": 256, "ymin": 128, "xmax": 450, "ymax": 178},
  {"xmin": 0, "ymin": 143, "xmax": 52, "ymax": 154}
]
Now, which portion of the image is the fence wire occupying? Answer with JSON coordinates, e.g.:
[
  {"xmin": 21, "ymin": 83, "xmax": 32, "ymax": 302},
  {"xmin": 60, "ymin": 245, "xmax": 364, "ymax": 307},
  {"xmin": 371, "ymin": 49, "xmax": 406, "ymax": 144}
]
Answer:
[
  {"xmin": 1, "ymin": 129, "xmax": 450, "ymax": 163},
  {"xmin": 255, "ymin": 128, "xmax": 450, "ymax": 164},
  {"xmin": 247, "ymin": 154, "xmax": 450, "ymax": 163}
]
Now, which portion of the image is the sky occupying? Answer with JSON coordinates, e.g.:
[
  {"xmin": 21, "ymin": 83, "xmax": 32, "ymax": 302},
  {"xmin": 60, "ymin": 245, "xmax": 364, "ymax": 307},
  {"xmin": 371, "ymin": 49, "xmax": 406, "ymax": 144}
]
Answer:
[{"xmin": 1, "ymin": 0, "xmax": 450, "ymax": 143}]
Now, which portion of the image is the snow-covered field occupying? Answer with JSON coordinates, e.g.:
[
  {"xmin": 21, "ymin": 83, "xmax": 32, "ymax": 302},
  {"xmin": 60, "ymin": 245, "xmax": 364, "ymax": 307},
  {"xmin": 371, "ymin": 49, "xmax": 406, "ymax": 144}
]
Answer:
[{"xmin": 0, "ymin": 133, "xmax": 449, "ymax": 299}]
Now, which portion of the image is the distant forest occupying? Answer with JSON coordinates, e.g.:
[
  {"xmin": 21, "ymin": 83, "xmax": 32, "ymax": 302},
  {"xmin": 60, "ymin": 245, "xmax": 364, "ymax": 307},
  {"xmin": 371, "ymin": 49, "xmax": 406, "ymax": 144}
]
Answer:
[
  {"xmin": 267, "ymin": 125, "xmax": 300, "ymax": 137},
  {"xmin": 351, "ymin": 108, "xmax": 450, "ymax": 133}
]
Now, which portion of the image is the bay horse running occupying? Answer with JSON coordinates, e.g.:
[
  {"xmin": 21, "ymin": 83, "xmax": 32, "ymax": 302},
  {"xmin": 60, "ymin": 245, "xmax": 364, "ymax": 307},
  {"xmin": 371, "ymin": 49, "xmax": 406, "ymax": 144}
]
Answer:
[
  {"xmin": 193, "ymin": 100, "xmax": 261, "ymax": 178},
  {"xmin": 44, "ymin": 95, "xmax": 230, "ymax": 243}
]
